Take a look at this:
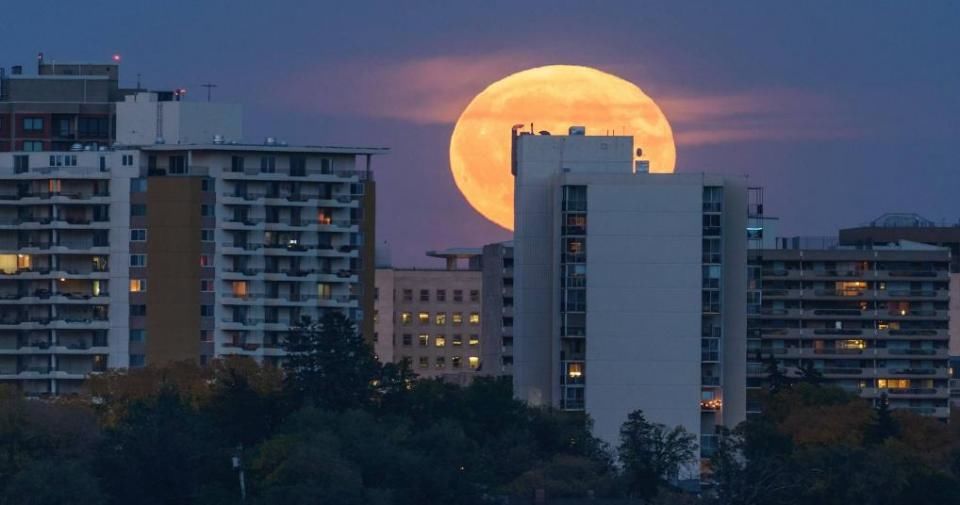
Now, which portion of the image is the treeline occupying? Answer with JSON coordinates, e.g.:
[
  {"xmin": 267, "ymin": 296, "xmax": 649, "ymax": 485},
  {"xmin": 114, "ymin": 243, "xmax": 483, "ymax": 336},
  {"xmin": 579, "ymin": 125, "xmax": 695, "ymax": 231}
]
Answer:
[{"xmin": 0, "ymin": 313, "xmax": 958, "ymax": 504}]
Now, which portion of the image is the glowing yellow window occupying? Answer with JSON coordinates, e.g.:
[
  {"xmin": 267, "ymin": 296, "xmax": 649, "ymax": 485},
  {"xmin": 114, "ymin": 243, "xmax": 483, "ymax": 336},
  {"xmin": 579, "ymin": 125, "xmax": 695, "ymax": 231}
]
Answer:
[
  {"xmin": 469, "ymin": 335, "xmax": 479, "ymax": 346},
  {"xmin": 317, "ymin": 210, "xmax": 332, "ymax": 225},
  {"xmin": 451, "ymin": 313, "xmax": 463, "ymax": 325},
  {"xmin": 317, "ymin": 283, "xmax": 332, "ymax": 299},
  {"xmin": 452, "ymin": 335, "xmax": 463, "ymax": 346},
  {"xmin": 435, "ymin": 335, "xmax": 446, "ymax": 347},
  {"xmin": 468, "ymin": 356, "xmax": 479, "ymax": 369},
  {"xmin": 567, "ymin": 362, "xmax": 584, "ymax": 379},
  {"xmin": 838, "ymin": 339, "xmax": 866, "ymax": 350},
  {"xmin": 435, "ymin": 313, "xmax": 446, "ymax": 325},
  {"xmin": 877, "ymin": 379, "xmax": 910, "ymax": 389},
  {"xmin": 469, "ymin": 313, "xmax": 480, "ymax": 325},
  {"xmin": 836, "ymin": 281, "xmax": 866, "ymax": 296},
  {"xmin": 418, "ymin": 312, "xmax": 429, "ymax": 324},
  {"xmin": 0, "ymin": 254, "xmax": 18, "ymax": 274},
  {"xmin": 232, "ymin": 281, "xmax": 249, "ymax": 297},
  {"xmin": 129, "ymin": 279, "xmax": 146, "ymax": 293},
  {"xmin": 418, "ymin": 334, "xmax": 429, "ymax": 347}
]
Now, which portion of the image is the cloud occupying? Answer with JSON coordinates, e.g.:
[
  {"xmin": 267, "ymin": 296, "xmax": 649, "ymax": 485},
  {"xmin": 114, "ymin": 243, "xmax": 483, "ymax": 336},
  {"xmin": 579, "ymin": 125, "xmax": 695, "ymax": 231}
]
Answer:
[{"xmin": 277, "ymin": 53, "xmax": 859, "ymax": 145}]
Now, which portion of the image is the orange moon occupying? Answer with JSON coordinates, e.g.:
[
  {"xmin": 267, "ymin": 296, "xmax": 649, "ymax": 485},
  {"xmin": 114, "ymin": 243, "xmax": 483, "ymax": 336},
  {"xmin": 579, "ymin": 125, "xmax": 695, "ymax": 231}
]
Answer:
[{"xmin": 449, "ymin": 65, "xmax": 676, "ymax": 230}]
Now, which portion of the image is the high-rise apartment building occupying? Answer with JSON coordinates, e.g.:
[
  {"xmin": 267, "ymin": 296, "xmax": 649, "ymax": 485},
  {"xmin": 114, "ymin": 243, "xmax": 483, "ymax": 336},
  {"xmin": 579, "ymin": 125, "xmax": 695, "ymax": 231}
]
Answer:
[
  {"xmin": 0, "ymin": 56, "xmax": 385, "ymax": 395},
  {"xmin": 480, "ymin": 241, "xmax": 514, "ymax": 376},
  {"xmin": 512, "ymin": 127, "xmax": 747, "ymax": 463},
  {"xmin": 376, "ymin": 249, "xmax": 484, "ymax": 383},
  {"xmin": 749, "ymin": 238, "xmax": 951, "ymax": 418}
]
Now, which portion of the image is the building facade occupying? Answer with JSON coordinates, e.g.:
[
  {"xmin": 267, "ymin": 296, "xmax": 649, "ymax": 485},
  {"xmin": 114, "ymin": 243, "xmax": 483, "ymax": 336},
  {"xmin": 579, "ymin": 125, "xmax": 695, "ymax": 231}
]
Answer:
[
  {"xmin": 376, "ymin": 249, "xmax": 484, "ymax": 382},
  {"xmin": 480, "ymin": 241, "xmax": 514, "ymax": 376},
  {"xmin": 749, "ymin": 239, "xmax": 952, "ymax": 418},
  {"xmin": 512, "ymin": 128, "xmax": 747, "ymax": 464}
]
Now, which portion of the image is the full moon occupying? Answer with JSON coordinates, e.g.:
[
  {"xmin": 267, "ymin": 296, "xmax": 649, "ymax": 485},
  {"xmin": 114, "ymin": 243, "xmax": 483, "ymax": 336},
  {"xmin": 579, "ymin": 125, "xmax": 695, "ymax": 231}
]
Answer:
[{"xmin": 449, "ymin": 65, "xmax": 676, "ymax": 230}]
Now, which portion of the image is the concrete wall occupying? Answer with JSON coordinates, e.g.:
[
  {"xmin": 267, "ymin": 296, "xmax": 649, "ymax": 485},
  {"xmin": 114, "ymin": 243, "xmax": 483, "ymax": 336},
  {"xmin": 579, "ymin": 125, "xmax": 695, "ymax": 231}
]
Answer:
[
  {"xmin": 116, "ymin": 94, "xmax": 242, "ymax": 146},
  {"xmin": 374, "ymin": 268, "xmax": 395, "ymax": 362}
]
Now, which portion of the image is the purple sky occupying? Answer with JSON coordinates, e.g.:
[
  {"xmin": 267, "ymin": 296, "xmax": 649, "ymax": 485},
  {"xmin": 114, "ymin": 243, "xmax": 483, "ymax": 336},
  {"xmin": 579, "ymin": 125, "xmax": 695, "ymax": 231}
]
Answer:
[{"xmin": 5, "ymin": 1, "xmax": 959, "ymax": 266}]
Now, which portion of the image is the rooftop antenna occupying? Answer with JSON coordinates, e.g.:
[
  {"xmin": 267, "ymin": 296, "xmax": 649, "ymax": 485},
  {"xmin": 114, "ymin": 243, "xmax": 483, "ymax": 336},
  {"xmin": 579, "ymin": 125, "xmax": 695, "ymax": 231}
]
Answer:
[{"xmin": 201, "ymin": 82, "xmax": 218, "ymax": 102}]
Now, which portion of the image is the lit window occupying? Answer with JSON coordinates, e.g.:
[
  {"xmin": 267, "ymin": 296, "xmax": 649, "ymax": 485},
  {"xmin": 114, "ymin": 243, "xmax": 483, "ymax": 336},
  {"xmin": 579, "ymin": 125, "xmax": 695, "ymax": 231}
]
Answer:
[
  {"xmin": 317, "ymin": 283, "xmax": 332, "ymax": 300},
  {"xmin": 567, "ymin": 362, "xmax": 584, "ymax": 379},
  {"xmin": 877, "ymin": 379, "xmax": 910, "ymax": 389},
  {"xmin": 418, "ymin": 312, "xmax": 429, "ymax": 325},
  {"xmin": 232, "ymin": 281, "xmax": 249, "ymax": 297},
  {"xmin": 400, "ymin": 312, "xmax": 412, "ymax": 325},
  {"xmin": 468, "ymin": 356, "xmax": 479, "ymax": 369},
  {"xmin": 418, "ymin": 334, "xmax": 429, "ymax": 347},
  {"xmin": 129, "ymin": 279, "xmax": 146, "ymax": 293},
  {"xmin": 469, "ymin": 313, "xmax": 480, "ymax": 325},
  {"xmin": 452, "ymin": 313, "xmax": 463, "ymax": 325},
  {"xmin": 435, "ymin": 335, "xmax": 446, "ymax": 348},
  {"xmin": 452, "ymin": 335, "xmax": 463, "ymax": 346},
  {"xmin": 469, "ymin": 335, "xmax": 480, "ymax": 346},
  {"xmin": 435, "ymin": 313, "xmax": 446, "ymax": 325},
  {"xmin": 838, "ymin": 339, "xmax": 866, "ymax": 350}
]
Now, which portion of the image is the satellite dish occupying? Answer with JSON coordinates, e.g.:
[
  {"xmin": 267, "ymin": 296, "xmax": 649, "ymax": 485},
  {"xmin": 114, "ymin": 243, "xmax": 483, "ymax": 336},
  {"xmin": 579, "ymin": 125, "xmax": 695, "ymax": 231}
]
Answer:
[
  {"xmin": 636, "ymin": 148, "xmax": 643, "ymax": 157},
  {"xmin": 538, "ymin": 130, "xmax": 551, "ymax": 136}
]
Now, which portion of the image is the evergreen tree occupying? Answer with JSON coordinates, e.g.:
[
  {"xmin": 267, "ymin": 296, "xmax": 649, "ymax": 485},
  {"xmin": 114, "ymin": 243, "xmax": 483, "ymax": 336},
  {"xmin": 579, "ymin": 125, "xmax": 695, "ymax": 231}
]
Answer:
[
  {"xmin": 282, "ymin": 312, "xmax": 381, "ymax": 410},
  {"xmin": 618, "ymin": 410, "xmax": 697, "ymax": 500}
]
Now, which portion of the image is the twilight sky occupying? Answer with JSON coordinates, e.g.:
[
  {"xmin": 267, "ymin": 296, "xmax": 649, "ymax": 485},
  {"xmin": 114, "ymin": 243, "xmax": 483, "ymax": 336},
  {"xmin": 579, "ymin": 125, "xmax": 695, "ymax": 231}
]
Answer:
[{"xmin": 4, "ymin": 1, "xmax": 959, "ymax": 266}]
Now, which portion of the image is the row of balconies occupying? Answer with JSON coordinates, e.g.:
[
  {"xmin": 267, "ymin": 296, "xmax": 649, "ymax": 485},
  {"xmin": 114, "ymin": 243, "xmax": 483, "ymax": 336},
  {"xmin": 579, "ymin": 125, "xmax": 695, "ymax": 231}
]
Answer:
[
  {"xmin": 0, "ymin": 291, "xmax": 110, "ymax": 304},
  {"xmin": 754, "ymin": 307, "xmax": 948, "ymax": 320},
  {"xmin": 220, "ymin": 192, "xmax": 357, "ymax": 207},
  {"xmin": 0, "ymin": 318, "xmax": 109, "ymax": 329},
  {"xmin": 222, "ymin": 219, "xmax": 359, "ymax": 232},
  {"xmin": 752, "ymin": 347, "xmax": 948, "ymax": 359},
  {"xmin": 761, "ymin": 269, "xmax": 949, "ymax": 280},
  {"xmin": 747, "ymin": 365, "xmax": 949, "ymax": 379},
  {"xmin": 763, "ymin": 288, "xmax": 948, "ymax": 301},
  {"xmin": 756, "ymin": 327, "xmax": 949, "ymax": 340},
  {"xmin": 0, "ymin": 268, "xmax": 109, "ymax": 279}
]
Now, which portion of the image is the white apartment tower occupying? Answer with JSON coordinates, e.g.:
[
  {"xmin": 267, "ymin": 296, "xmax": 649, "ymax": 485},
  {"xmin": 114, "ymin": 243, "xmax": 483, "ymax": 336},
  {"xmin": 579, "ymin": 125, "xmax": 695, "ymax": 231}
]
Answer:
[{"xmin": 512, "ymin": 127, "xmax": 747, "ymax": 461}]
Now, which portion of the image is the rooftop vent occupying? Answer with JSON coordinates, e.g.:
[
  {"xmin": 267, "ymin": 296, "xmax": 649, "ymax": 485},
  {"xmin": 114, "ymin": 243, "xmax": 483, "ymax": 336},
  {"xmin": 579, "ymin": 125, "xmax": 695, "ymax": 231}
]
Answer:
[
  {"xmin": 212, "ymin": 134, "xmax": 224, "ymax": 145},
  {"xmin": 264, "ymin": 137, "xmax": 276, "ymax": 146},
  {"xmin": 11, "ymin": 65, "xmax": 22, "ymax": 75},
  {"xmin": 569, "ymin": 126, "xmax": 586, "ymax": 136}
]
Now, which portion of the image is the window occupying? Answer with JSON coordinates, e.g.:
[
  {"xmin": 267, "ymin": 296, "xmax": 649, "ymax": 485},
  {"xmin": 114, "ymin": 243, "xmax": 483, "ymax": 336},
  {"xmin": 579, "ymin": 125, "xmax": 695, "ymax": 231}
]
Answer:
[
  {"xmin": 232, "ymin": 281, "xmax": 249, "ymax": 297},
  {"xmin": 419, "ymin": 289, "xmax": 429, "ymax": 302},
  {"xmin": 452, "ymin": 313, "xmax": 463, "ymax": 325},
  {"xmin": 418, "ymin": 356, "xmax": 428, "ymax": 369},
  {"xmin": 290, "ymin": 155, "xmax": 306, "ymax": 176},
  {"xmin": 402, "ymin": 289, "xmax": 413, "ymax": 302},
  {"xmin": 453, "ymin": 289, "xmax": 463, "ymax": 302},
  {"xmin": 22, "ymin": 141, "xmax": 43, "ymax": 152},
  {"xmin": 400, "ymin": 312, "xmax": 412, "ymax": 325},
  {"xmin": 22, "ymin": 117, "xmax": 44, "ymax": 131},
  {"xmin": 468, "ymin": 356, "xmax": 480, "ymax": 369},
  {"xmin": 260, "ymin": 156, "xmax": 276, "ymax": 173},
  {"xmin": 231, "ymin": 156, "xmax": 245, "ymax": 172},
  {"xmin": 131, "ymin": 204, "xmax": 147, "ymax": 217},
  {"xmin": 13, "ymin": 155, "xmax": 29, "ymax": 173},
  {"xmin": 201, "ymin": 229, "xmax": 215, "ymax": 242},
  {"xmin": 122, "ymin": 154, "xmax": 134, "ymax": 166},
  {"xmin": 452, "ymin": 356, "xmax": 462, "ymax": 368},
  {"xmin": 877, "ymin": 379, "xmax": 910, "ymax": 389},
  {"xmin": 320, "ymin": 158, "xmax": 333, "ymax": 174},
  {"xmin": 49, "ymin": 154, "xmax": 77, "ymax": 167},
  {"xmin": 418, "ymin": 312, "xmax": 429, "ymax": 324},
  {"xmin": 129, "ymin": 279, "xmax": 147, "ymax": 293},
  {"xmin": 703, "ymin": 214, "xmax": 722, "ymax": 236},
  {"xmin": 130, "ymin": 254, "xmax": 147, "ymax": 267},
  {"xmin": 435, "ymin": 335, "xmax": 446, "ymax": 347},
  {"xmin": 469, "ymin": 313, "xmax": 480, "ymax": 325},
  {"xmin": 435, "ymin": 357, "xmax": 446, "ymax": 369},
  {"xmin": 469, "ymin": 335, "xmax": 480, "ymax": 346},
  {"xmin": 470, "ymin": 290, "xmax": 480, "ymax": 303},
  {"xmin": 200, "ymin": 255, "xmax": 211, "ymax": 267},
  {"xmin": 436, "ymin": 289, "xmax": 446, "ymax": 302},
  {"xmin": 201, "ymin": 204, "xmax": 214, "ymax": 217},
  {"xmin": 200, "ymin": 330, "xmax": 212, "ymax": 342},
  {"xmin": 200, "ymin": 280, "xmax": 214, "ymax": 292},
  {"xmin": 201, "ymin": 305, "xmax": 214, "ymax": 317},
  {"xmin": 435, "ymin": 313, "xmax": 446, "ymax": 325},
  {"xmin": 78, "ymin": 117, "xmax": 109, "ymax": 137},
  {"xmin": 201, "ymin": 177, "xmax": 213, "ymax": 192},
  {"xmin": 129, "ymin": 354, "xmax": 146, "ymax": 368},
  {"xmin": 703, "ymin": 186, "xmax": 723, "ymax": 212},
  {"xmin": 130, "ymin": 229, "xmax": 147, "ymax": 241},
  {"xmin": 129, "ymin": 329, "xmax": 146, "ymax": 343},
  {"xmin": 402, "ymin": 334, "xmax": 412, "ymax": 346},
  {"xmin": 130, "ymin": 305, "xmax": 147, "ymax": 316},
  {"xmin": 418, "ymin": 334, "xmax": 429, "ymax": 347},
  {"xmin": 130, "ymin": 178, "xmax": 147, "ymax": 192},
  {"xmin": 452, "ymin": 335, "xmax": 463, "ymax": 346},
  {"xmin": 168, "ymin": 155, "xmax": 186, "ymax": 174}
]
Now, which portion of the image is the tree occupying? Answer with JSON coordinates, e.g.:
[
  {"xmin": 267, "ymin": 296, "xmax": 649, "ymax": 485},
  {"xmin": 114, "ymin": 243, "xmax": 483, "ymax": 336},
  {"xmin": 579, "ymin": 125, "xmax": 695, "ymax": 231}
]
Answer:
[
  {"xmin": 204, "ymin": 357, "xmax": 286, "ymax": 447},
  {"xmin": 3, "ymin": 459, "xmax": 105, "ymax": 505},
  {"xmin": 282, "ymin": 312, "xmax": 381, "ymax": 410},
  {"xmin": 618, "ymin": 410, "xmax": 697, "ymax": 500}
]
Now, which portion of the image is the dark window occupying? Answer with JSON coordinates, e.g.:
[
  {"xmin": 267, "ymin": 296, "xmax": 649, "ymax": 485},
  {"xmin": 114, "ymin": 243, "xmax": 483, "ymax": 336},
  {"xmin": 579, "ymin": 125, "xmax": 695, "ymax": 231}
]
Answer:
[
  {"xmin": 78, "ymin": 117, "xmax": 109, "ymax": 137},
  {"xmin": 22, "ymin": 117, "xmax": 44, "ymax": 131},
  {"xmin": 131, "ymin": 204, "xmax": 147, "ymax": 217},
  {"xmin": 13, "ymin": 155, "xmax": 29, "ymax": 173},
  {"xmin": 130, "ymin": 305, "xmax": 147, "ymax": 316},
  {"xmin": 22, "ymin": 141, "xmax": 43, "ymax": 152},
  {"xmin": 231, "ymin": 156, "xmax": 244, "ymax": 172},
  {"xmin": 290, "ymin": 155, "xmax": 306, "ymax": 176},
  {"xmin": 260, "ymin": 157, "xmax": 276, "ymax": 173},
  {"xmin": 129, "ymin": 354, "xmax": 145, "ymax": 367},
  {"xmin": 168, "ymin": 155, "xmax": 186, "ymax": 174},
  {"xmin": 200, "ymin": 305, "xmax": 214, "ymax": 317}
]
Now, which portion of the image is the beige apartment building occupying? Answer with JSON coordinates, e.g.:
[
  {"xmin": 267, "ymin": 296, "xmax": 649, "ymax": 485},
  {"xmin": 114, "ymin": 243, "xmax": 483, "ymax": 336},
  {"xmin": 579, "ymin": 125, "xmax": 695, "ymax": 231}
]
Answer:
[{"xmin": 375, "ymin": 249, "xmax": 483, "ymax": 382}]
